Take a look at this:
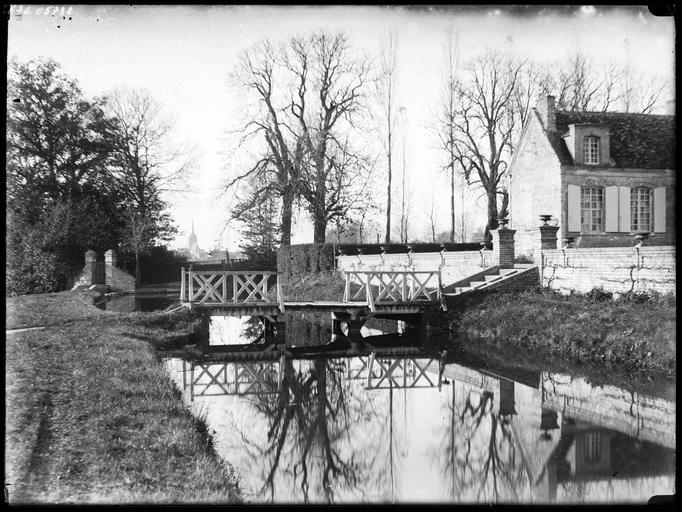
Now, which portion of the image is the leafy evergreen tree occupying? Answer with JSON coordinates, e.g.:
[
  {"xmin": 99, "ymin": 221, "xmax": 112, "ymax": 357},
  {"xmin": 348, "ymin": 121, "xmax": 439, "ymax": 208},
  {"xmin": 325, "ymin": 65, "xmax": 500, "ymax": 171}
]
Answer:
[{"xmin": 236, "ymin": 182, "xmax": 280, "ymax": 265}]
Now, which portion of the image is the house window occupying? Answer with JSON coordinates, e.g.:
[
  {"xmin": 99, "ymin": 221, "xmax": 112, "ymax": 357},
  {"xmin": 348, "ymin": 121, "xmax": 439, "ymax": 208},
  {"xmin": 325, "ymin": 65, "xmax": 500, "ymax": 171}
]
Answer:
[
  {"xmin": 581, "ymin": 187, "xmax": 604, "ymax": 233},
  {"xmin": 631, "ymin": 187, "xmax": 653, "ymax": 232},
  {"xmin": 583, "ymin": 136, "xmax": 600, "ymax": 164},
  {"xmin": 583, "ymin": 432, "xmax": 603, "ymax": 465}
]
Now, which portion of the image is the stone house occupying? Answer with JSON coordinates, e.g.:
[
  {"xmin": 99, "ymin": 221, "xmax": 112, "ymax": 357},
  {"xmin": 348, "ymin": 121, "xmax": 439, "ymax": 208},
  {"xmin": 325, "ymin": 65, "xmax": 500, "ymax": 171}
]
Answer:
[{"xmin": 510, "ymin": 95, "xmax": 675, "ymax": 257}]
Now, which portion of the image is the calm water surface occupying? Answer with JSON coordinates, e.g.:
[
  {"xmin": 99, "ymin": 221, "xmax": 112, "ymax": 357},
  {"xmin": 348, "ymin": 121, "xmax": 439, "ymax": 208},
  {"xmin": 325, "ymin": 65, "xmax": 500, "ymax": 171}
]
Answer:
[{"xmin": 164, "ymin": 314, "xmax": 676, "ymax": 504}]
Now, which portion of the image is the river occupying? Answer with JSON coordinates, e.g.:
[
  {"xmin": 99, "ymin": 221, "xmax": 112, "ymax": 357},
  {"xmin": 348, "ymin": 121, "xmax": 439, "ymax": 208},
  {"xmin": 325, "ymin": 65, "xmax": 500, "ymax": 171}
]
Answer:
[{"xmin": 162, "ymin": 313, "xmax": 675, "ymax": 504}]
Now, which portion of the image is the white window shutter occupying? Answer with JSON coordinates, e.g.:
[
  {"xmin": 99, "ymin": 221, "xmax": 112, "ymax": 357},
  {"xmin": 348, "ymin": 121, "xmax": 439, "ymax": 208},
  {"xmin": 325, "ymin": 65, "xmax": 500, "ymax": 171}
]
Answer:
[
  {"xmin": 605, "ymin": 186, "xmax": 618, "ymax": 232},
  {"xmin": 618, "ymin": 186, "xmax": 630, "ymax": 232},
  {"xmin": 567, "ymin": 184, "xmax": 581, "ymax": 232},
  {"xmin": 654, "ymin": 187, "xmax": 666, "ymax": 233}
]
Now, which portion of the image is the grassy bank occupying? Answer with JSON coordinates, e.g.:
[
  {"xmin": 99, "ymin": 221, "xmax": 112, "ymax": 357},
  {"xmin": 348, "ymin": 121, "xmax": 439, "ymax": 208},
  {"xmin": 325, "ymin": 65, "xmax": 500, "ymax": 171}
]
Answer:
[
  {"xmin": 282, "ymin": 272, "xmax": 675, "ymax": 380},
  {"xmin": 446, "ymin": 287, "xmax": 676, "ymax": 376},
  {"xmin": 5, "ymin": 291, "xmax": 241, "ymax": 504}
]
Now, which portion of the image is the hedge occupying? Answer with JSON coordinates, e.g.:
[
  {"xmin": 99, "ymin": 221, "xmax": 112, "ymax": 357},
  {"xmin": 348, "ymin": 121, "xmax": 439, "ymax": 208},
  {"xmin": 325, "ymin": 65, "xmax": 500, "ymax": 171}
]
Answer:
[{"xmin": 277, "ymin": 244, "xmax": 336, "ymax": 277}]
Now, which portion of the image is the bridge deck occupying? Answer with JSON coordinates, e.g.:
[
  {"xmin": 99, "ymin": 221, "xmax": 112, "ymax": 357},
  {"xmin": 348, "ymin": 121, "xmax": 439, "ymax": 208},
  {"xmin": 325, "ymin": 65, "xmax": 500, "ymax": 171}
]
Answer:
[
  {"xmin": 176, "ymin": 345, "xmax": 427, "ymax": 363},
  {"xmin": 182, "ymin": 300, "xmax": 426, "ymax": 315}
]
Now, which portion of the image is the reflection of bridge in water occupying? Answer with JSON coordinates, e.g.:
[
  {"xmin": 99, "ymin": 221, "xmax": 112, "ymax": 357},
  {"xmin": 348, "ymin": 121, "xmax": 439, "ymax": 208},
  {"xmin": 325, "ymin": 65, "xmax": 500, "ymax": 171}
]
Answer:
[{"xmin": 179, "ymin": 354, "xmax": 443, "ymax": 400}]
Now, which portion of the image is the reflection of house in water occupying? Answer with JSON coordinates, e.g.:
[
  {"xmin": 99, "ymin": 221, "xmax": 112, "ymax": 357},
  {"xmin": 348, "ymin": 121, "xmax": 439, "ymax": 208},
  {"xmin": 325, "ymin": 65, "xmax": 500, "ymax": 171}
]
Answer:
[
  {"xmin": 536, "ymin": 417, "xmax": 675, "ymax": 502},
  {"xmin": 442, "ymin": 362, "xmax": 675, "ymax": 503}
]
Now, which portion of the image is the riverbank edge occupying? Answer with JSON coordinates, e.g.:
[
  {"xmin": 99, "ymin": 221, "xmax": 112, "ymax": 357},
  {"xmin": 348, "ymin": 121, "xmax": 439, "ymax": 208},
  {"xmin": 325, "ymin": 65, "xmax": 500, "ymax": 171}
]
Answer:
[
  {"xmin": 282, "ymin": 271, "xmax": 676, "ymax": 378},
  {"xmin": 5, "ymin": 291, "xmax": 242, "ymax": 504}
]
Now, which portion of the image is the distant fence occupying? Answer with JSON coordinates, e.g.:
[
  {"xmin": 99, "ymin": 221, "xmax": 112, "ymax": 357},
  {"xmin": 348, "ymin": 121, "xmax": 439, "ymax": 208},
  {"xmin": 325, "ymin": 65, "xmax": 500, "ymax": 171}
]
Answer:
[
  {"xmin": 277, "ymin": 242, "xmax": 493, "ymax": 279},
  {"xmin": 337, "ymin": 250, "xmax": 498, "ymax": 287},
  {"xmin": 189, "ymin": 258, "xmax": 276, "ymax": 272}
]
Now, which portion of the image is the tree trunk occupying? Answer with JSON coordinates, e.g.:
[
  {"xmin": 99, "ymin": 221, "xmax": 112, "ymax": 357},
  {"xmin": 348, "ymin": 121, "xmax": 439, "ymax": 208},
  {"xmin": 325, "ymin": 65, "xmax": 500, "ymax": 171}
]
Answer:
[
  {"xmin": 281, "ymin": 188, "xmax": 294, "ymax": 246},
  {"xmin": 313, "ymin": 213, "xmax": 327, "ymax": 244},
  {"xmin": 484, "ymin": 188, "xmax": 499, "ymax": 242},
  {"xmin": 135, "ymin": 253, "xmax": 141, "ymax": 286},
  {"xmin": 450, "ymin": 163, "xmax": 455, "ymax": 244},
  {"xmin": 385, "ymin": 155, "xmax": 393, "ymax": 244},
  {"xmin": 312, "ymin": 147, "xmax": 327, "ymax": 244}
]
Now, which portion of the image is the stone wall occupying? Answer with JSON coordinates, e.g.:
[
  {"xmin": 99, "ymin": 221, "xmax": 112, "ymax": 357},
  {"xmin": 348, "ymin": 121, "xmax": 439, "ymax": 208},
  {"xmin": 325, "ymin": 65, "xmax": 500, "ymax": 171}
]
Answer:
[
  {"xmin": 336, "ymin": 250, "xmax": 499, "ymax": 287},
  {"xmin": 71, "ymin": 249, "xmax": 136, "ymax": 293},
  {"xmin": 540, "ymin": 245, "xmax": 675, "ymax": 295}
]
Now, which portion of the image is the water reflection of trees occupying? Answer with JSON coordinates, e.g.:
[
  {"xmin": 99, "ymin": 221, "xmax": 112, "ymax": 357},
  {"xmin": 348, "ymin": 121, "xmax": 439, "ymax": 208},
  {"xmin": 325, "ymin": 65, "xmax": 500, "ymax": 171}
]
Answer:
[
  {"xmin": 234, "ymin": 357, "xmax": 384, "ymax": 503},
  {"xmin": 437, "ymin": 383, "xmax": 531, "ymax": 503}
]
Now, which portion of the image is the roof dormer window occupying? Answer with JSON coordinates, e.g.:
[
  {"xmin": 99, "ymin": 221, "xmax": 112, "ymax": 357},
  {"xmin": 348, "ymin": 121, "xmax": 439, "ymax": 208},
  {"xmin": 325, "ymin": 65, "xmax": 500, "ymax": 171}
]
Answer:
[{"xmin": 583, "ymin": 135, "xmax": 600, "ymax": 165}]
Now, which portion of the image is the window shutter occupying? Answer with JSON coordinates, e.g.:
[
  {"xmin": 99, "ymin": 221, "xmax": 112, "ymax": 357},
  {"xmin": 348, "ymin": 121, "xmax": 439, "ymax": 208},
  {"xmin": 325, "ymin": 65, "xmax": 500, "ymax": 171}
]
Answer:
[
  {"xmin": 618, "ymin": 186, "xmax": 630, "ymax": 232},
  {"xmin": 567, "ymin": 184, "xmax": 581, "ymax": 232},
  {"xmin": 654, "ymin": 187, "xmax": 666, "ymax": 233},
  {"xmin": 605, "ymin": 186, "xmax": 618, "ymax": 232}
]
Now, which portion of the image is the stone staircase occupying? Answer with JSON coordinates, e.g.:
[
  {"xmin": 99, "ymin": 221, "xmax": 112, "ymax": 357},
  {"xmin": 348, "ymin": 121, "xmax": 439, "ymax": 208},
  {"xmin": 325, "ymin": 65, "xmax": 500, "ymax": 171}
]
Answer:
[{"xmin": 443, "ymin": 264, "xmax": 538, "ymax": 296}]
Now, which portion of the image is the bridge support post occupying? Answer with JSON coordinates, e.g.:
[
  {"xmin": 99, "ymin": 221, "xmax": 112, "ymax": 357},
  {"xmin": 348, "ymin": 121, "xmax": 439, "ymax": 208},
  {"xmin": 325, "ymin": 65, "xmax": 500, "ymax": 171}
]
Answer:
[
  {"xmin": 331, "ymin": 311, "xmax": 368, "ymax": 351},
  {"xmin": 262, "ymin": 316, "xmax": 286, "ymax": 346}
]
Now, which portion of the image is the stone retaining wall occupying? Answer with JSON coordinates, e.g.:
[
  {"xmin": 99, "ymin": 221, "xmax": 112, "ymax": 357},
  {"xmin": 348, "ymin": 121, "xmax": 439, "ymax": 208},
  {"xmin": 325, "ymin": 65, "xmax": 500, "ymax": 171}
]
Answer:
[{"xmin": 541, "ymin": 246, "xmax": 675, "ymax": 295}]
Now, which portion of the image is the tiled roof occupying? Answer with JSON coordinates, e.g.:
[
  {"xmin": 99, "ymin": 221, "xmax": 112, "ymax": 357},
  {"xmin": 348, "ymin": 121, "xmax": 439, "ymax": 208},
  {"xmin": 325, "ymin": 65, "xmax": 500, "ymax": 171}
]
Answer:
[{"xmin": 546, "ymin": 110, "xmax": 675, "ymax": 169}]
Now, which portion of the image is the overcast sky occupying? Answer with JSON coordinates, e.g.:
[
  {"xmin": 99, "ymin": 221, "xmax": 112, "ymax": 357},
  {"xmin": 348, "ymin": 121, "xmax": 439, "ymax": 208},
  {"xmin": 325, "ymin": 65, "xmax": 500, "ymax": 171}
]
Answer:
[{"xmin": 8, "ymin": 5, "xmax": 674, "ymax": 251}]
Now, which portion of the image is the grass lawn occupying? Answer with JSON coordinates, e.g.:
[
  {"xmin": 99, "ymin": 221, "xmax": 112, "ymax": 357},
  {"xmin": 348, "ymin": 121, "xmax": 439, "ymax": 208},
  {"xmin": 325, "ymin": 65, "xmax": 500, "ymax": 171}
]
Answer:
[{"xmin": 5, "ymin": 291, "xmax": 241, "ymax": 504}]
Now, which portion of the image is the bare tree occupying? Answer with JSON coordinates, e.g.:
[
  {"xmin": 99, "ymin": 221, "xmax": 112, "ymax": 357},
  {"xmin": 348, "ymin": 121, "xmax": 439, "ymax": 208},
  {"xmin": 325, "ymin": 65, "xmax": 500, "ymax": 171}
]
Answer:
[
  {"xmin": 287, "ymin": 31, "xmax": 371, "ymax": 243},
  {"xmin": 105, "ymin": 88, "xmax": 192, "ymax": 242},
  {"xmin": 423, "ymin": 187, "xmax": 439, "ymax": 243},
  {"xmin": 120, "ymin": 206, "xmax": 153, "ymax": 285},
  {"xmin": 448, "ymin": 50, "xmax": 524, "ymax": 240},
  {"xmin": 544, "ymin": 50, "xmax": 669, "ymax": 114},
  {"xmin": 436, "ymin": 28, "xmax": 459, "ymax": 244},
  {"xmin": 228, "ymin": 40, "xmax": 300, "ymax": 246},
  {"xmin": 228, "ymin": 31, "xmax": 370, "ymax": 245},
  {"xmin": 376, "ymin": 31, "xmax": 399, "ymax": 244}
]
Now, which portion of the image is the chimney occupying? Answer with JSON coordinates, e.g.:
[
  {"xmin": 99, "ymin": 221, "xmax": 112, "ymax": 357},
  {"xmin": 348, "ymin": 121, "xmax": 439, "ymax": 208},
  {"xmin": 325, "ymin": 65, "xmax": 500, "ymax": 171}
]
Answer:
[{"xmin": 536, "ymin": 95, "xmax": 556, "ymax": 132}]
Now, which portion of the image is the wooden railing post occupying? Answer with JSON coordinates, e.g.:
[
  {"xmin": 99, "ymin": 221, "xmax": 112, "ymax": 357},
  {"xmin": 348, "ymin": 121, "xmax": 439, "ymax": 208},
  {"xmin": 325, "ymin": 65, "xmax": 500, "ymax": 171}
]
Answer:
[
  {"xmin": 232, "ymin": 274, "xmax": 238, "ymax": 303},
  {"xmin": 180, "ymin": 267, "xmax": 186, "ymax": 302},
  {"xmin": 344, "ymin": 272, "xmax": 350, "ymax": 302},
  {"xmin": 438, "ymin": 270, "xmax": 447, "ymax": 311},
  {"xmin": 277, "ymin": 273, "xmax": 285, "ymax": 313},
  {"xmin": 401, "ymin": 273, "xmax": 407, "ymax": 302},
  {"xmin": 365, "ymin": 273, "xmax": 375, "ymax": 312},
  {"xmin": 189, "ymin": 269, "xmax": 194, "ymax": 304}
]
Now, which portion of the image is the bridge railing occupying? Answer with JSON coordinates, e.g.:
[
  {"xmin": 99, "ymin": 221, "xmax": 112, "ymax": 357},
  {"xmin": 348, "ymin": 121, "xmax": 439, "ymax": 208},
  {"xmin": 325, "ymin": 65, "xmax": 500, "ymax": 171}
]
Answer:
[
  {"xmin": 343, "ymin": 270, "xmax": 443, "ymax": 312},
  {"xmin": 180, "ymin": 268, "xmax": 284, "ymax": 311}
]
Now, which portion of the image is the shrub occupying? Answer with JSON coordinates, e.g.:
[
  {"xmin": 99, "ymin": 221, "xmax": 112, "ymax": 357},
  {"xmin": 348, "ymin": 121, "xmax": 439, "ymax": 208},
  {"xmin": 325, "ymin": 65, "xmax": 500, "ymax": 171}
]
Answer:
[
  {"xmin": 584, "ymin": 287, "xmax": 613, "ymax": 302},
  {"xmin": 514, "ymin": 254, "xmax": 534, "ymax": 264},
  {"xmin": 290, "ymin": 245, "xmax": 310, "ymax": 275}
]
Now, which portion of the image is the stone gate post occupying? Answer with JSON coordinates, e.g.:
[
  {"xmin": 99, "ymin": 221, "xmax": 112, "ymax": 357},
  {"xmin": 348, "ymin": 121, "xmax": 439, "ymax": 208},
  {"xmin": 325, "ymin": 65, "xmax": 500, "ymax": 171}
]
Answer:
[
  {"xmin": 491, "ymin": 227, "xmax": 516, "ymax": 269},
  {"xmin": 105, "ymin": 249, "xmax": 117, "ymax": 289},
  {"xmin": 84, "ymin": 249, "xmax": 98, "ymax": 285}
]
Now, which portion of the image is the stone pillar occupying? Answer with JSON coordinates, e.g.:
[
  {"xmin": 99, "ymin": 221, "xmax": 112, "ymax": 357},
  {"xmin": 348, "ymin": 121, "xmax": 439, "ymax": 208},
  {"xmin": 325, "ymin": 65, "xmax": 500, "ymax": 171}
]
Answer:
[
  {"xmin": 539, "ymin": 225, "xmax": 560, "ymax": 250},
  {"xmin": 498, "ymin": 379, "xmax": 517, "ymax": 416},
  {"xmin": 105, "ymin": 249, "xmax": 117, "ymax": 267},
  {"xmin": 491, "ymin": 227, "xmax": 516, "ymax": 269},
  {"xmin": 105, "ymin": 249, "xmax": 117, "ymax": 290},
  {"xmin": 84, "ymin": 249, "xmax": 98, "ymax": 285}
]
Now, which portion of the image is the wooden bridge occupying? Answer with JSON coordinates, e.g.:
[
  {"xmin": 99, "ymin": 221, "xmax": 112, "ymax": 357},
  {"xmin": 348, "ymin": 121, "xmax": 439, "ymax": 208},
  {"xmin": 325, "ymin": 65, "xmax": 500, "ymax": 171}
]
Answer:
[{"xmin": 179, "ymin": 268, "xmax": 445, "ymax": 315}]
